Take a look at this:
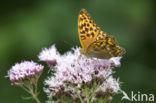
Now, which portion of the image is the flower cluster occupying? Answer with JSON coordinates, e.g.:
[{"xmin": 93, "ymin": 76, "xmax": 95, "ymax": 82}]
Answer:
[
  {"xmin": 8, "ymin": 61, "xmax": 44, "ymax": 85},
  {"xmin": 39, "ymin": 45, "xmax": 122, "ymax": 102},
  {"xmin": 38, "ymin": 45, "xmax": 60, "ymax": 66},
  {"xmin": 7, "ymin": 44, "xmax": 124, "ymax": 103}
]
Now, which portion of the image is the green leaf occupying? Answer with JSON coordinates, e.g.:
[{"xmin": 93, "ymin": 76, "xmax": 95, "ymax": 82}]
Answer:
[{"xmin": 21, "ymin": 96, "xmax": 33, "ymax": 100}]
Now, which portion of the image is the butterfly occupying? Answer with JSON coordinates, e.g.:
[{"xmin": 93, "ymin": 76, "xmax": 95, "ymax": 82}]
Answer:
[{"xmin": 78, "ymin": 9, "xmax": 125, "ymax": 59}]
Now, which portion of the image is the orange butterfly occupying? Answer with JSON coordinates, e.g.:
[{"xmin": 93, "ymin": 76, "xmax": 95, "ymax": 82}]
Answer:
[{"xmin": 78, "ymin": 9, "xmax": 125, "ymax": 59}]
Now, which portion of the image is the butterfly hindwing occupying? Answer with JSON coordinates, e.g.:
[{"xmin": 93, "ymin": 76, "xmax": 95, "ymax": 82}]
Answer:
[{"xmin": 87, "ymin": 35, "xmax": 125, "ymax": 58}]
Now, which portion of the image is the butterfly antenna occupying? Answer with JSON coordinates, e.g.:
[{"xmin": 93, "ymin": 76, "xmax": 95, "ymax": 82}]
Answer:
[{"xmin": 62, "ymin": 40, "xmax": 74, "ymax": 47}]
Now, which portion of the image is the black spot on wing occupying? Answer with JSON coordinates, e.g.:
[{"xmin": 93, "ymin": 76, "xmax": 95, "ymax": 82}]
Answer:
[
  {"xmin": 90, "ymin": 27, "xmax": 93, "ymax": 31},
  {"xmin": 80, "ymin": 17, "xmax": 83, "ymax": 21},
  {"xmin": 83, "ymin": 23, "xmax": 86, "ymax": 26},
  {"xmin": 86, "ymin": 34, "xmax": 90, "ymax": 37},
  {"xmin": 80, "ymin": 35, "xmax": 86, "ymax": 40},
  {"xmin": 80, "ymin": 30, "xmax": 85, "ymax": 34},
  {"xmin": 91, "ymin": 32, "xmax": 94, "ymax": 37},
  {"xmin": 85, "ymin": 28, "xmax": 88, "ymax": 32}
]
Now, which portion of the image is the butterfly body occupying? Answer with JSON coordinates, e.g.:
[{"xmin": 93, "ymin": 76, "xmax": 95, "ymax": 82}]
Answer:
[{"xmin": 78, "ymin": 9, "xmax": 125, "ymax": 59}]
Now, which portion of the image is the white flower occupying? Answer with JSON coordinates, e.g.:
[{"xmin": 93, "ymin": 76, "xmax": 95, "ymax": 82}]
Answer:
[
  {"xmin": 38, "ymin": 45, "xmax": 60, "ymax": 66},
  {"xmin": 109, "ymin": 57, "xmax": 122, "ymax": 67},
  {"xmin": 96, "ymin": 76, "xmax": 120, "ymax": 94},
  {"xmin": 44, "ymin": 75, "xmax": 64, "ymax": 96}
]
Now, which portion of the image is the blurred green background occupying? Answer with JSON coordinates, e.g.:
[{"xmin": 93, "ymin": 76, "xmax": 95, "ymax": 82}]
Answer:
[{"xmin": 0, "ymin": 0, "xmax": 156, "ymax": 103}]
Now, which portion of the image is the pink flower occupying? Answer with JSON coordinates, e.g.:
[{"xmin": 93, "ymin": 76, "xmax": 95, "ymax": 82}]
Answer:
[{"xmin": 8, "ymin": 61, "xmax": 44, "ymax": 85}]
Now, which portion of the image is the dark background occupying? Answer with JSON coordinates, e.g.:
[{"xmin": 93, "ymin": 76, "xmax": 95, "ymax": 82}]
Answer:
[{"xmin": 0, "ymin": 0, "xmax": 156, "ymax": 103}]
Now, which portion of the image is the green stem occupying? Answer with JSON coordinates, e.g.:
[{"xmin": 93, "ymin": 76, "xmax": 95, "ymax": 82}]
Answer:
[
  {"xmin": 103, "ymin": 95, "xmax": 110, "ymax": 103},
  {"xmin": 83, "ymin": 86, "xmax": 90, "ymax": 103},
  {"xmin": 20, "ymin": 85, "xmax": 31, "ymax": 94},
  {"xmin": 74, "ymin": 87, "xmax": 84, "ymax": 103},
  {"xmin": 20, "ymin": 82, "xmax": 41, "ymax": 103},
  {"xmin": 60, "ymin": 95, "xmax": 64, "ymax": 103},
  {"xmin": 34, "ymin": 82, "xmax": 38, "ymax": 96},
  {"xmin": 30, "ymin": 90, "xmax": 41, "ymax": 103},
  {"xmin": 90, "ymin": 82, "xmax": 100, "ymax": 103}
]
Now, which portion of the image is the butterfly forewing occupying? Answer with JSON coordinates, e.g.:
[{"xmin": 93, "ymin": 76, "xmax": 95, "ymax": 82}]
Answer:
[{"xmin": 78, "ymin": 9, "xmax": 100, "ymax": 52}]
